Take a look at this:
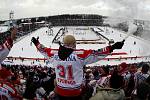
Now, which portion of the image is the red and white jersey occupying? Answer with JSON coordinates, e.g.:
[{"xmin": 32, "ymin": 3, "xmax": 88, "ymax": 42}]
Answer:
[
  {"xmin": 0, "ymin": 37, "xmax": 20, "ymax": 99},
  {"xmin": 0, "ymin": 37, "xmax": 13, "ymax": 64},
  {"xmin": 0, "ymin": 81, "xmax": 22, "ymax": 100},
  {"xmin": 35, "ymin": 43, "xmax": 111, "ymax": 96},
  {"xmin": 0, "ymin": 36, "xmax": 13, "ymax": 80}
]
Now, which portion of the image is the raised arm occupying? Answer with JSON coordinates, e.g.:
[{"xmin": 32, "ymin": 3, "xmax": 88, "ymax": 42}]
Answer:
[
  {"xmin": 81, "ymin": 40, "xmax": 125, "ymax": 65},
  {"xmin": 31, "ymin": 37, "xmax": 54, "ymax": 58},
  {"xmin": 0, "ymin": 27, "xmax": 17, "ymax": 63}
]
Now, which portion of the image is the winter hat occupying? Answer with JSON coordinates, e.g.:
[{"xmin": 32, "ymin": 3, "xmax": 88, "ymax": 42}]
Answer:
[
  {"xmin": 58, "ymin": 35, "xmax": 76, "ymax": 60},
  {"xmin": 63, "ymin": 35, "xmax": 76, "ymax": 49}
]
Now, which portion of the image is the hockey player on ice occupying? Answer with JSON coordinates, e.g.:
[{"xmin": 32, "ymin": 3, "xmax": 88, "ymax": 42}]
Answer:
[{"xmin": 31, "ymin": 34, "xmax": 124, "ymax": 100}]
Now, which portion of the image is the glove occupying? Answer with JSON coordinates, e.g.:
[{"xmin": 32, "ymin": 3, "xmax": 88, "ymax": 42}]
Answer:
[
  {"xmin": 111, "ymin": 40, "xmax": 125, "ymax": 51},
  {"xmin": 31, "ymin": 37, "xmax": 39, "ymax": 45}
]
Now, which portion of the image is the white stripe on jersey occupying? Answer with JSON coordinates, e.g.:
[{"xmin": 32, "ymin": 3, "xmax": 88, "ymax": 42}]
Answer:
[
  {"xmin": 75, "ymin": 50, "xmax": 84, "ymax": 54},
  {"xmin": 51, "ymin": 50, "xmax": 58, "ymax": 54}
]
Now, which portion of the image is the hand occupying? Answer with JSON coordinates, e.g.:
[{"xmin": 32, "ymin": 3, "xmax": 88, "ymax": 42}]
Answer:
[{"xmin": 31, "ymin": 37, "xmax": 39, "ymax": 45}]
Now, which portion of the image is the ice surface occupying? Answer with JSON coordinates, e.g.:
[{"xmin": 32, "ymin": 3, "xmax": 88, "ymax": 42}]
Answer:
[{"xmin": 1, "ymin": 26, "xmax": 150, "ymax": 66}]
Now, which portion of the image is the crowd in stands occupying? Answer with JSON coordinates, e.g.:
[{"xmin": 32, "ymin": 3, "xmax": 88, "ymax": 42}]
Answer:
[
  {"xmin": 15, "ymin": 24, "xmax": 38, "ymax": 39},
  {"xmin": 0, "ymin": 64, "xmax": 55, "ymax": 99},
  {"xmin": 50, "ymin": 19, "xmax": 103, "ymax": 26},
  {"xmin": 0, "ymin": 22, "xmax": 149, "ymax": 100},
  {"xmin": 0, "ymin": 62, "xmax": 149, "ymax": 100},
  {"xmin": 0, "ymin": 19, "xmax": 43, "ymax": 45}
]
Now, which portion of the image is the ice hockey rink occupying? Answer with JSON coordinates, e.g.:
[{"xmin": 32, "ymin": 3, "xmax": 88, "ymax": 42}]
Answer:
[{"xmin": 2, "ymin": 26, "xmax": 150, "ymax": 66}]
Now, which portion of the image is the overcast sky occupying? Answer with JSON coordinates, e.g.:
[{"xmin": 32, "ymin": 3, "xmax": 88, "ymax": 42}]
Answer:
[{"xmin": 1, "ymin": 0, "xmax": 150, "ymax": 20}]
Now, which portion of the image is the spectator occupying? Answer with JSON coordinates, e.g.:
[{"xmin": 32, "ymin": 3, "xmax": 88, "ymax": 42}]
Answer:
[
  {"xmin": 93, "ymin": 68, "xmax": 100, "ymax": 80},
  {"xmin": 0, "ymin": 27, "xmax": 22, "ymax": 99},
  {"xmin": 124, "ymin": 64, "xmax": 137, "ymax": 97},
  {"xmin": 90, "ymin": 70, "xmax": 125, "ymax": 100},
  {"xmin": 135, "ymin": 63, "xmax": 150, "ymax": 88},
  {"xmin": 97, "ymin": 66, "xmax": 110, "ymax": 88},
  {"xmin": 134, "ymin": 75, "xmax": 150, "ymax": 100},
  {"xmin": 117, "ymin": 62, "xmax": 128, "ymax": 76},
  {"xmin": 31, "ymin": 34, "xmax": 124, "ymax": 100}
]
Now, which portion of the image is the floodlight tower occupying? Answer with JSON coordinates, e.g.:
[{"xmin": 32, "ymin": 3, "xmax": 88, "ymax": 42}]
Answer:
[{"xmin": 9, "ymin": 10, "xmax": 14, "ymax": 28}]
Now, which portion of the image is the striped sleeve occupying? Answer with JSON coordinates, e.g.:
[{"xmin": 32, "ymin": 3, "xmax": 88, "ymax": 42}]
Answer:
[
  {"xmin": 35, "ymin": 43, "xmax": 54, "ymax": 58},
  {"xmin": 77, "ymin": 46, "xmax": 112, "ymax": 65},
  {"xmin": 95, "ymin": 46, "xmax": 111, "ymax": 55}
]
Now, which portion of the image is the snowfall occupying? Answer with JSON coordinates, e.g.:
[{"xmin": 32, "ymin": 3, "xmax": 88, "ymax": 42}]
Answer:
[{"xmin": 1, "ymin": 26, "xmax": 150, "ymax": 67}]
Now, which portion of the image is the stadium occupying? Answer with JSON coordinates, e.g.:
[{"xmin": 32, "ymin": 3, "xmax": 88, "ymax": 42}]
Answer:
[{"xmin": 0, "ymin": 3, "xmax": 150, "ymax": 100}]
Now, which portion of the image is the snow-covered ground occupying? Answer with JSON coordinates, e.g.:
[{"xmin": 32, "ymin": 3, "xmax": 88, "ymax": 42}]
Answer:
[{"xmin": 2, "ymin": 26, "xmax": 150, "ymax": 66}]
